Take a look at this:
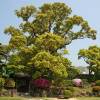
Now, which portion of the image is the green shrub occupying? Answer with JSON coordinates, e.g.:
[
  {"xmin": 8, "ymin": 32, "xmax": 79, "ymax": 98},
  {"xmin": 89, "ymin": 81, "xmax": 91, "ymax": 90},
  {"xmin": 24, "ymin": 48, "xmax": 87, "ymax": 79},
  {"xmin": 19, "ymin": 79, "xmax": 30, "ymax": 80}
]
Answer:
[
  {"xmin": 82, "ymin": 79, "xmax": 90, "ymax": 88},
  {"xmin": 5, "ymin": 79, "xmax": 15, "ymax": 88},
  {"xmin": 66, "ymin": 86, "xmax": 74, "ymax": 93},
  {"xmin": 1, "ymin": 89, "xmax": 9, "ymax": 96},
  {"xmin": 82, "ymin": 79, "xmax": 88, "ymax": 84},
  {"xmin": 0, "ymin": 77, "xmax": 5, "ymax": 90},
  {"xmin": 95, "ymin": 80, "xmax": 100, "ymax": 86},
  {"xmin": 63, "ymin": 90, "xmax": 73, "ymax": 98},
  {"xmin": 63, "ymin": 80, "xmax": 73, "ymax": 87}
]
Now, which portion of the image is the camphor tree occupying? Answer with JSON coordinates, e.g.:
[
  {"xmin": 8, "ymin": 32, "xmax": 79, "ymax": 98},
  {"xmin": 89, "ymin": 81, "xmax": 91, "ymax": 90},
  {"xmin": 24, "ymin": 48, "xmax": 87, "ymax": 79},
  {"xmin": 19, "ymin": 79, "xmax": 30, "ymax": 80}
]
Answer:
[
  {"xmin": 78, "ymin": 46, "xmax": 100, "ymax": 80},
  {"xmin": 3, "ymin": 3, "xmax": 96, "ymax": 82}
]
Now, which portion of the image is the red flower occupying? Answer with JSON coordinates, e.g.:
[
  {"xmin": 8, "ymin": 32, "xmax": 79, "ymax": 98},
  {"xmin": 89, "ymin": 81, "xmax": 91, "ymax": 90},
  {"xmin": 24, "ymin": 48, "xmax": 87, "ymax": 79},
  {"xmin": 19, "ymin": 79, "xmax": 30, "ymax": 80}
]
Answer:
[{"xmin": 33, "ymin": 78, "xmax": 50, "ymax": 88}]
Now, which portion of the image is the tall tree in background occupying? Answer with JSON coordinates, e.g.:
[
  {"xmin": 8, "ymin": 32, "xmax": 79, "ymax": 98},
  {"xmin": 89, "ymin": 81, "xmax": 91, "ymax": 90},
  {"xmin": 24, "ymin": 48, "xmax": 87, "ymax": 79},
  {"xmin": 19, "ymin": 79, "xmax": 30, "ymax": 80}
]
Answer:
[
  {"xmin": 3, "ymin": 3, "xmax": 96, "ymax": 81},
  {"xmin": 78, "ymin": 46, "xmax": 100, "ymax": 80}
]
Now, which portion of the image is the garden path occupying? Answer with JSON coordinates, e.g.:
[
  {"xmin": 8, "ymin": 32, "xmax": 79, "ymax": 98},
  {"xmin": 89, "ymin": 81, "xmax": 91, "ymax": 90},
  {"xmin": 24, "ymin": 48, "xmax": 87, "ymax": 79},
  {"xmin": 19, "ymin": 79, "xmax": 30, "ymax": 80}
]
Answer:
[{"xmin": 28, "ymin": 98, "xmax": 77, "ymax": 100}]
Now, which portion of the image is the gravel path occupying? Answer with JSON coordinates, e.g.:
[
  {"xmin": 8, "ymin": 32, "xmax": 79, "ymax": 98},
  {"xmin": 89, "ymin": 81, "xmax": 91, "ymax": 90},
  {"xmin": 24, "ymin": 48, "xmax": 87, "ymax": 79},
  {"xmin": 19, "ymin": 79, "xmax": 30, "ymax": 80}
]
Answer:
[
  {"xmin": 68, "ymin": 98, "xmax": 77, "ymax": 100},
  {"xmin": 28, "ymin": 98, "xmax": 77, "ymax": 100}
]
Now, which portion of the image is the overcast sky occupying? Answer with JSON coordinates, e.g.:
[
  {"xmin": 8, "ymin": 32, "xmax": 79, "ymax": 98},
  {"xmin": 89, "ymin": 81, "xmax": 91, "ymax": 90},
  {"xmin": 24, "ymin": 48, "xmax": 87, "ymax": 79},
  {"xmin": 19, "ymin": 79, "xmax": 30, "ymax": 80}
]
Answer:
[{"xmin": 0, "ymin": 0, "xmax": 100, "ymax": 67}]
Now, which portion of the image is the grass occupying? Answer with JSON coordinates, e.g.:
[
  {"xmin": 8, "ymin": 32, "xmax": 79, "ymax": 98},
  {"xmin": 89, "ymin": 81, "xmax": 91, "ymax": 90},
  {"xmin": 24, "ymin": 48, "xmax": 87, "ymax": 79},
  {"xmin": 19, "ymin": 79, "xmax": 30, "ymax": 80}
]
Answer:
[
  {"xmin": 77, "ymin": 97, "xmax": 100, "ymax": 100},
  {"xmin": 0, "ymin": 97, "xmax": 26, "ymax": 100}
]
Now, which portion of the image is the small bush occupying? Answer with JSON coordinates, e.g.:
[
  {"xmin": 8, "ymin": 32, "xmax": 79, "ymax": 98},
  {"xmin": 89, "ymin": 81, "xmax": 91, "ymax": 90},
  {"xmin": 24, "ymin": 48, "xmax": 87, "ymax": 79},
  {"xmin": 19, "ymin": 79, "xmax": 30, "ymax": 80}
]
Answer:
[
  {"xmin": 95, "ymin": 80, "xmax": 100, "ymax": 86},
  {"xmin": 66, "ymin": 86, "xmax": 74, "ymax": 93},
  {"xmin": 5, "ymin": 79, "xmax": 15, "ymax": 88},
  {"xmin": 82, "ymin": 79, "xmax": 88, "ymax": 84},
  {"xmin": 82, "ymin": 79, "xmax": 90, "ymax": 88},
  {"xmin": 63, "ymin": 90, "xmax": 73, "ymax": 98},
  {"xmin": 92, "ymin": 86, "xmax": 100, "ymax": 96},
  {"xmin": 63, "ymin": 80, "xmax": 73, "ymax": 87},
  {"xmin": 1, "ymin": 89, "xmax": 9, "ymax": 96},
  {"xmin": 0, "ymin": 78, "xmax": 5, "ymax": 90},
  {"xmin": 92, "ymin": 86, "xmax": 100, "ymax": 92}
]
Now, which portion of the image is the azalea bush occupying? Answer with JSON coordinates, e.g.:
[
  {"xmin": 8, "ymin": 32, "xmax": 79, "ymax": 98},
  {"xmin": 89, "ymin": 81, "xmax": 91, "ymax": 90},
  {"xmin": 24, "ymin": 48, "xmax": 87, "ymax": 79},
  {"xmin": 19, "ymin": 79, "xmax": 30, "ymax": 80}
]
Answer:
[
  {"xmin": 73, "ymin": 78, "xmax": 83, "ymax": 87},
  {"xmin": 31, "ymin": 77, "xmax": 51, "ymax": 97},
  {"xmin": 32, "ymin": 78, "xmax": 50, "ymax": 89}
]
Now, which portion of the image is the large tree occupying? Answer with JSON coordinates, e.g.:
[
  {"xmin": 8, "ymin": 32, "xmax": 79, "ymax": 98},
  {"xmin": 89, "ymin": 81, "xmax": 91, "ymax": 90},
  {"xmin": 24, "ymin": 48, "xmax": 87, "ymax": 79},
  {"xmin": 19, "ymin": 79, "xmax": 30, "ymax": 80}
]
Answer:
[
  {"xmin": 78, "ymin": 46, "xmax": 100, "ymax": 80},
  {"xmin": 3, "ymin": 3, "xmax": 96, "ymax": 81}
]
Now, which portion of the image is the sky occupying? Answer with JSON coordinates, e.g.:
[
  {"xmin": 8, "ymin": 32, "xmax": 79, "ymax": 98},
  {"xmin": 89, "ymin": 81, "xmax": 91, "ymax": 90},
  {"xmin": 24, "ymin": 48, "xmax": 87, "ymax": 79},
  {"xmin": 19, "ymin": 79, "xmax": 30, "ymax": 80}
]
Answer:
[{"xmin": 0, "ymin": 0, "xmax": 100, "ymax": 67}]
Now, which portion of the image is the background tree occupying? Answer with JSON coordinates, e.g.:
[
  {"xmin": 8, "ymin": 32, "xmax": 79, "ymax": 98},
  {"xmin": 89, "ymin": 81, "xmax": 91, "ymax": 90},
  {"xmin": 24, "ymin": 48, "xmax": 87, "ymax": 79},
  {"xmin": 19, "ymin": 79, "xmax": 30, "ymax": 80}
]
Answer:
[
  {"xmin": 0, "ymin": 43, "xmax": 8, "ymax": 77},
  {"xmin": 78, "ymin": 46, "xmax": 100, "ymax": 80},
  {"xmin": 3, "ymin": 3, "xmax": 96, "ymax": 82}
]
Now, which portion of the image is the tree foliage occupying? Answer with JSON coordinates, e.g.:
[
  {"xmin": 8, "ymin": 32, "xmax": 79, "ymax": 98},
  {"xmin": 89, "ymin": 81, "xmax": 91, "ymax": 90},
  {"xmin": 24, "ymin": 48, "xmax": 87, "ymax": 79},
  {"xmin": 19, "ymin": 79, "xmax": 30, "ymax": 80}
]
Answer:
[
  {"xmin": 35, "ymin": 33, "xmax": 66, "ymax": 53},
  {"xmin": 2, "ymin": 2, "xmax": 97, "ymax": 81},
  {"xmin": 30, "ymin": 51, "xmax": 68, "ymax": 78}
]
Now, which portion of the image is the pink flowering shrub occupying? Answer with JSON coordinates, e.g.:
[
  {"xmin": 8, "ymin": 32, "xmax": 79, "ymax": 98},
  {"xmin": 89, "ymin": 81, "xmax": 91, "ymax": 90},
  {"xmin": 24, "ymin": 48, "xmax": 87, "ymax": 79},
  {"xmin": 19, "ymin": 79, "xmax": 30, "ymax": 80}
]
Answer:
[{"xmin": 73, "ymin": 78, "xmax": 82, "ymax": 87}]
